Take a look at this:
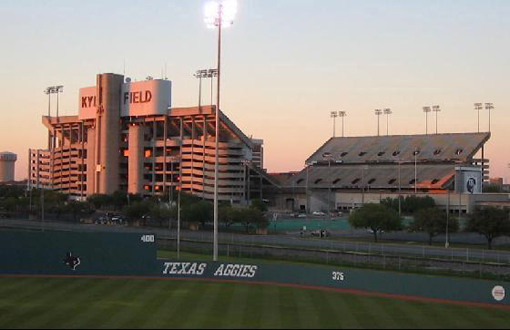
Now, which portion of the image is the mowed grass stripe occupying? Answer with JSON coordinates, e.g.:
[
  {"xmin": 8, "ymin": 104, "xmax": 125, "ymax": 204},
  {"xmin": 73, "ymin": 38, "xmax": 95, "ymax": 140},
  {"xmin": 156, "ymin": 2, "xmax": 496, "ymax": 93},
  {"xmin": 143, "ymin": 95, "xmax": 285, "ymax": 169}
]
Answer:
[
  {"xmin": 72, "ymin": 279, "xmax": 149, "ymax": 329},
  {"xmin": 306, "ymin": 289, "xmax": 343, "ymax": 329},
  {"xmin": 116, "ymin": 279, "xmax": 173, "ymax": 329},
  {"xmin": 199, "ymin": 282, "xmax": 235, "ymax": 329},
  {"xmin": 159, "ymin": 281, "xmax": 210, "ymax": 328},
  {"xmin": 100, "ymin": 279, "xmax": 162, "ymax": 329},
  {"xmin": 141, "ymin": 280, "xmax": 194, "ymax": 329},
  {"xmin": 0, "ymin": 277, "xmax": 40, "ymax": 298},
  {"xmin": 277, "ymin": 286, "xmax": 302, "ymax": 329},
  {"xmin": 207, "ymin": 284, "xmax": 252, "ymax": 329},
  {"xmin": 258, "ymin": 285, "xmax": 281, "ymax": 329},
  {"xmin": 38, "ymin": 278, "xmax": 118, "ymax": 329},
  {"xmin": 377, "ymin": 296, "xmax": 425, "ymax": 329},
  {"xmin": 240, "ymin": 284, "xmax": 265, "ymax": 329},
  {"xmin": 6, "ymin": 278, "xmax": 96, "ymax": 329},
  {"xmin": 349, "ymin": 295, "xmax": 385, "ymax": 329},
  {"xmin": 288, "ymin": 287, "xmax": 320, "ymax": 329},
  {"xmin": 452, "ymin": 302, "xmax": 510, "ymax": 329},
  {"xmin": 0, "ymin": 277, "xmax": 86, "ymax": 328},
  {"xmin": 257, "ymin": 283, "xmax": 280, "ymax": 329}
]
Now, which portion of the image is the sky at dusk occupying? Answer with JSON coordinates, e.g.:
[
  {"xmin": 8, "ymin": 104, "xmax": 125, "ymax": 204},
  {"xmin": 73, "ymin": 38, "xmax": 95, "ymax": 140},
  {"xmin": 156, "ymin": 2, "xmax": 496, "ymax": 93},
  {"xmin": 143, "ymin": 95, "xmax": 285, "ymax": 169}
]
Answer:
[{"xmin": 0, "ymin": 0, "xmax": 509, "ymax": 182}]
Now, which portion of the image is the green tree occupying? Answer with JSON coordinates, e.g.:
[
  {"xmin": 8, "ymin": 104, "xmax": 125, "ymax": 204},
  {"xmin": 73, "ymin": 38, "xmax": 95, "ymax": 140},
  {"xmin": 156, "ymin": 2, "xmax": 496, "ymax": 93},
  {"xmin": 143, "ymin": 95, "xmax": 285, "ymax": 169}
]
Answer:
[
  {"xmin": 466, "ymin": 207, "xmax": 510, "ymax": 250},
  {"xmin": 348, "ymin": 204, "xmax": 402, "ymax": 242},
  {"xmin": 182, "ymin": 200, "xmax": 213, "ymax": 228},
  {"xmin": 381, "ymin": 196, "xmax": 436, "ymax": 215},
  {"xmin": 65, "ymin": 201, "xmax": 94, "ymax": 222},
  {"xmin": 123, "ymin": 201, "xmax": 151, "ymax": 224},
  {"xmin": 87, "ymin": 194, "xmax": 112, "ymax": 210},
  {"xmin": 111, "ymin": 191, "xmax": 129, "ymax": 211},
  {"xmin": 410, "ymin": 208, "xmax": 459, "ymax": 245},
  {"xmin": 219, "ymin": 204, "xmax": 237, "ymax": 228},
  {"xmin": 149, "ymin": 204, "xmax": 175, "ymax": 227},
  {"xmin": 251, "ymin": 199, "xmax": 268, "ymax": 213}
]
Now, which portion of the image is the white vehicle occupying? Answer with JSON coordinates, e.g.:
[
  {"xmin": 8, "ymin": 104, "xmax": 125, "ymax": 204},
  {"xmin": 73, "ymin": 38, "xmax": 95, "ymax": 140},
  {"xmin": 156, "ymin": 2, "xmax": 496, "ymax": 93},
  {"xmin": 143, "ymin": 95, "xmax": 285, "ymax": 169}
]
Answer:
[
  {"xmin": 313, "ymin": 211, "xmax": 326, "ymax": 216},
  {"xmin": 297, "ymin": 213, "xmax": 307, "ymax": 218}
]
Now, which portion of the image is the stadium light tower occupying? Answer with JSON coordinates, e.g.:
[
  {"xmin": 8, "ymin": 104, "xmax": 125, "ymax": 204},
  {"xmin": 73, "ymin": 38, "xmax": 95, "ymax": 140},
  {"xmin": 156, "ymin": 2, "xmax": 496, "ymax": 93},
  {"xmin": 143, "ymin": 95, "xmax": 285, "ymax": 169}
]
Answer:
[
  {"xmin": 423, "ymin": 107, "xmax": 432, "ymax": 135},
  {"xmin": 474, "ymin": 103, "xmax": 483, "ymax": 133},
  {"xmin": 375, "ymin": 109, "xmax": 383, "ymax": 136},
  {"xmin": 432, "ymin": 105, "xmax": 441, "ymax": 134},
  {"xmin": 383, "ymin": 108, "xmax": 392, "ymax": 136},
  {"xmin": 338, "ymin": 111, "xmax": 347, "ymax": 138},
  {"xmin": 330, "ymin": 111, "xmax": 338, "ymax": 137},
  {"xmin": 44, "ymin": 86, "xmax": 63, "ymax": 117},
  {"xmin": 204, "ymin": 0, "xmax": 238, "ymax": 262},
  {"xmin": 485, "ymin": 103, "xmax": 494, "ymax": 133},
  {"xmin": 194, "ymin": 69, "xmax": 209, "ymax": 109}
]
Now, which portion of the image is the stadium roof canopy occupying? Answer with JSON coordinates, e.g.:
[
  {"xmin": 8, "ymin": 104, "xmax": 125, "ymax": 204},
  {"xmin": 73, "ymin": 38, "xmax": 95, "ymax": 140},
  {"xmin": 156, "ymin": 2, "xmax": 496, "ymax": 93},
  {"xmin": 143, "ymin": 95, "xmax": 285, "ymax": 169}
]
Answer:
[
  {"xmin": 306, "ymin": 133, "xmax": 490, "ymax": 165},
  {"xmin": 284, "ymin": 164, "xmax": 455, "ymax": 190}
]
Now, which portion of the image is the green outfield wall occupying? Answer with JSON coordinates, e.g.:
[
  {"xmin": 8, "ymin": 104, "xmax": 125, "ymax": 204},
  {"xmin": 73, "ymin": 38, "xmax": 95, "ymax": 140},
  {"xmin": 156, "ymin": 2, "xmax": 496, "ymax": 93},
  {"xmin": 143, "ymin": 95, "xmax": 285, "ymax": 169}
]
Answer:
[
  {"xmin": 0, "ymin": 229, "xmax": 508, "ymax": 307},
  {"xmin": 0, "ymin": 230, "xmax": 158, "ymax": 276}
]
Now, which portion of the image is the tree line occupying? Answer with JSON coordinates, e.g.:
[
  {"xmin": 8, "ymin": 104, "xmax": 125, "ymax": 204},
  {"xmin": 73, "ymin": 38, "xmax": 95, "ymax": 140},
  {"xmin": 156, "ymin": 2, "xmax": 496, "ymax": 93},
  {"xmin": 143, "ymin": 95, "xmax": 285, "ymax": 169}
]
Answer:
[
  {"xmin": 0, "ymin": 186, "xmax": 270, "ymax": 232},
  {"xmin": 349, "ymin": 196, "xmax": 510, "ymax": 249}
]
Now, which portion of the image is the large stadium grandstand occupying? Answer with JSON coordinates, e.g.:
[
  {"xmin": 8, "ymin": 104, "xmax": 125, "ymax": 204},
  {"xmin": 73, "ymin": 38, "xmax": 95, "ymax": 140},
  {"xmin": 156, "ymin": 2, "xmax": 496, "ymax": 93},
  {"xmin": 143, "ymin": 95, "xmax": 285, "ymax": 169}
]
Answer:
[{"xmin": 273, "ymin": 132, "xmax": 508, "ymax": 214}]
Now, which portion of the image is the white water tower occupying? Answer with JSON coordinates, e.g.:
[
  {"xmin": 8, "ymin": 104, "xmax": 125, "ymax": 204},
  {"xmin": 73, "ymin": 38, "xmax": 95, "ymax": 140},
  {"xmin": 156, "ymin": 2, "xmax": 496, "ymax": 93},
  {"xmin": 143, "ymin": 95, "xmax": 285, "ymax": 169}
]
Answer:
[{"xmin": 0, "ymin": 152, "xmax": 17, "ymax": 183}]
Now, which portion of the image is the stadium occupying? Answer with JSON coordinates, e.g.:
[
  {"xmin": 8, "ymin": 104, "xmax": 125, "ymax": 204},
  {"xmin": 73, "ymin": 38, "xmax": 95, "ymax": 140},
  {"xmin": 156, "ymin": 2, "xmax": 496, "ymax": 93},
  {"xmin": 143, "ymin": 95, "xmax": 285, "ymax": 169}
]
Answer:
[
  {"xmin": 2, "ymin": 1, "xmax": 510, "ymax": 329},
  {"xmin": 28, "ymin": 73, "xmax": 273, "ymax": 204},
  {"xmin": 272, "ymin": 132, "xmax": 509, "ymax": 215}
]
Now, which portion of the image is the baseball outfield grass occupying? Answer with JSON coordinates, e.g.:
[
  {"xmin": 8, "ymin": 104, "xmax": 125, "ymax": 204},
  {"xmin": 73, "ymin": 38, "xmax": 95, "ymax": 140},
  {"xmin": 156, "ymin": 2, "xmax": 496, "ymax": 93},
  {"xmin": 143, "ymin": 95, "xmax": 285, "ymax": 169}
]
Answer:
[{"xmin": 0, "ymin": 276, "xmax": 509, "ymax": 329}]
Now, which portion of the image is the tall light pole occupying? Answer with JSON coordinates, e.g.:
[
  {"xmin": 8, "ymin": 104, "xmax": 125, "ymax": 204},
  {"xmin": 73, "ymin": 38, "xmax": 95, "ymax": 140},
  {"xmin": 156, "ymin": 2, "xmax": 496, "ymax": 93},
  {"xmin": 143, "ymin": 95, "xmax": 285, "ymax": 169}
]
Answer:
[
  {"xmin": 205, "ymin": 0, "xmax": 237, "ymax": 262},
  {"xmin": 475, "ymin": 103, "xmax": 483, "ymax": 133},
  {"xmin": 207, "ymin": 69, "xmax": 218, "ymax": 106},
  {"xmin": 323, "ymin": 152, "xmax": 333, "ymax": 214},
  {"xmin": 383, "ymin": 108, "xmax": 392, "ymax": 136},
  {"xmin": 338, "ymin": 111, "xmax": 347, "ymax": 138},
  {"xmin": 432, "ymin": 105, "xmax": 440, "ymax": 134},
  {"xmin": 330, "ymin": 111, "xmax": 338, "ymax": 137},
  {"xmin": 194, "ymin": 69, "xmax": 209, "ymax": 109},
  {"xmin": 485, "ymin": 103, "xmax": 494, "ymax": 133},
  {"xmin": 423, "ymin": 107, "xmax": 431, "ymax": 135},
  {"xmin": 44, "ymin": 87, "xmax": 53, "ymax": 117},
  {"xmin": 55, "ymin": 86, "xmax": 64, "ymax": 117},
  {"xmin": 45, "ymin": 85, "xmax": 64, "ymax": 117},
  {"xmin": 361, "ymin": 165, "xmax": 369, "ymax": 206},
  {"xmin": 413, "ymin": 149, "xmax": 419, "ymax": 194},
  {"xmin": 375, "ymin": 109, "xmax": 383, "ymax": 136}
]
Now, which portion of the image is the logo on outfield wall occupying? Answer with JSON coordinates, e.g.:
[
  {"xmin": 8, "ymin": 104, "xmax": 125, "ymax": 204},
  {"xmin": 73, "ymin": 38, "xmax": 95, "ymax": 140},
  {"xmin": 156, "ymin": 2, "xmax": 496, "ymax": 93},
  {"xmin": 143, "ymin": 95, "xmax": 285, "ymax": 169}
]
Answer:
[
  {"xmin": 492, "ymin": 286, "xmax": 506, "ymax": 302},
  {"xmin": 162, "ymin": 262, "xmax": 258, "ymax": 279},
  {"xmin": 63, "ymin": 252, "xmax": 81, "ymax": 271}
]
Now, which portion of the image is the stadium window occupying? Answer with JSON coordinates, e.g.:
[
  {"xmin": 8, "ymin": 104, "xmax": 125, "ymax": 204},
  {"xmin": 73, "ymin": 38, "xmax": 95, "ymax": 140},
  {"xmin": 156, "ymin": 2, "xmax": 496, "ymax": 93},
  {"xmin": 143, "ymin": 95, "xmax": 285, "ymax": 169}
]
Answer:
[
  {"xmin": 359, "ymin": 152, "xmax": 367, "ymax": 157},
  {"xmin": 409, "ymin": 179, "xmax": 416, "ymax": 185},
  {"xmin": 352, "ymin": 178, "xmax": 361, "ymax": 185},
  {"xmin": 388, "ymin": 179, "xmax": 397, "ymax": 185},
  {"xmin": 340, "ymin": 152, "xmax": 349, "ymax": 157},
  {"xmin": 432, "ymin": 179, "xmax": 440, "ymax": 184},
  {"xmin": 434, "ymin": 149, "xmax": 442, "ymax": 156},
  {"xmin": 392, "ymin": 151, "xmax": 401, "ymax": 157},
  {"xmin": 297, "ymin": 179, "xmax": 304, "ymax": 185},
  {"xmin": 333, "ymin": 178, "xmax": 341, "ymax": 184},
  {"xmin": 413, "ymin": 150, "xmax": 421, "ymax": 156},
  {"xmin": 314, "ymin": 179, "xmax": 323, "ymax": 184},
  {"xmin": 368, "ymin": 178, "xmax": 376, "ymax": 185},
  {"xmin": 378, "ymin": 152, "xmax": 386, "ymax": 157},
  {"xmin": 455, "ymin": 148, "xmax": 464, "ymax": 155}
]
